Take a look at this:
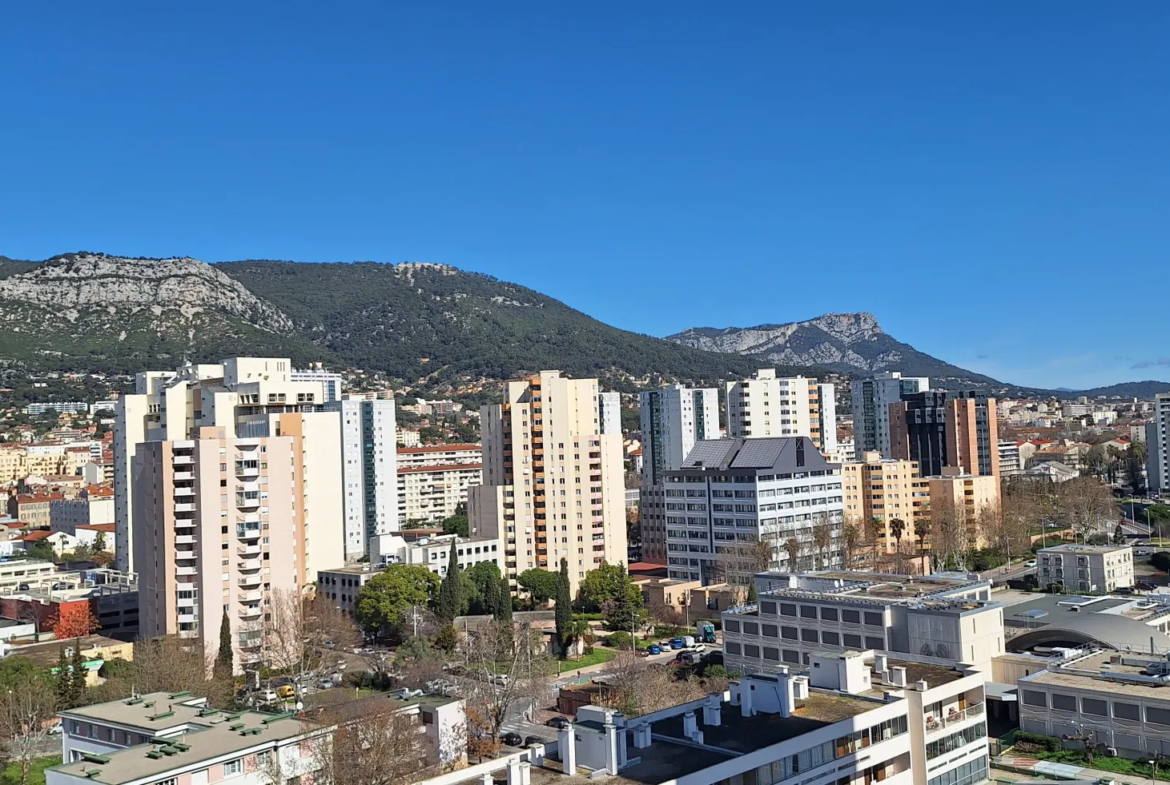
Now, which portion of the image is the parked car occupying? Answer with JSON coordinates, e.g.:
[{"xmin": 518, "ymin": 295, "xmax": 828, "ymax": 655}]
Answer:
[
  {"xmin": 1137, "ymin": 581, "xmax": 1159, "ymax": 591},
  {"xmin": 1116, "ymin": 586, "xmax": 1136, "ymax": 595},
  {"xmin": 258, "ymin": 689, "xmax": 279, "ymax": 704},
  {"xmin": 48, "ymin": 722, "xmax": 63, "ymax": 735},
  {"xmin": 501, "ymin": 732, "xmax": 523, "ymax": 747},
  {"xmin": 1024, "ymin": 560, "xmax": 1037, "ymax": 568},
  {"xmin": 669, "ymin": 638, "xmax": 685, "ymax": 650},
  {"xmin": 523, "ymin": 735, "xmax": 543, "ymax": 748},
  {"xmin": 646, "ymin": 644, "xmax": 662, "ymax": 655},
  {"xmin": 277, "ymin": 685, "xmax": 296, "ymax": 699},
  {"xmin": 546, "ymin": 716, "xmax": 571, "ymax": 730},
  {"xmin": 1138, "ymin": 549, "xmax": 1152, "ymax": 556}
]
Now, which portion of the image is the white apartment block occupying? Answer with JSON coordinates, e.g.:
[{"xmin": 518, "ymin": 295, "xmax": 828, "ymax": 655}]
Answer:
[
  {"xmin": 115, "ymin": 357, "xmax": 343, "ymax": 573},
  {"xmin": 662, "ymin": 437, "xmax": 845, "ymax": 583},
  {"xmin": 639, "ymin": 385, "xmax": 720, "ymax": 564},
  {"xmin": 50, "ymin": 692, "xmax": 331, "ymax": 783},
  {"xmin": 1037, "ymin": 544, "xmax": 1134, "ymax": 593},
  {"xmin": 852, "ymin": 372, "xmax": 930, "ymax": 460},
  {"xmin": 727, "ymin": 371, "xmax": 837, "ymax": 451},
  {"xmin": 469, "ymin": 371, "xmax": 627, "ymax": 595},
  {"xmin": 325, "ymin": 396, "xmax": 397, "ymax": 559},
  {"xmin": 1019, "ymin": 648, "xmax": 1170, "ymax": 759},
  {"xmin": 290, "ymin": 365, "xmax": 343, "ymax": 402},
  {"xmin": 1148, "ymin": 394, "xmax": 1170, "ymax": 493},
  {"xmin": 511, "ymin": 652, "xmax": 987, "ymax": 785},
  {"xmin": 997, "ymin": 441, "xmax": 1023, "ymax": 476},
  {"xmin": 134, "ymin": 422, "xmax": 339, "ymax": 672},
  {"xmin": 397, "ymin": 444, "xmax": 482, "ymax": 525},
  {"xmin": 598, "ymin": 391, "xmax": 622, "ymax": 435},
  {"xmin": 722, "ymin": 571, "xmax": 1003, "ymax": 677}
]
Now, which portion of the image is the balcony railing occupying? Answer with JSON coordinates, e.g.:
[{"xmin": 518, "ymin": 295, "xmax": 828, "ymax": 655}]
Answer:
[{"xmin": 925, "ymin": 703, "xmax": 984, "ymax": 733}]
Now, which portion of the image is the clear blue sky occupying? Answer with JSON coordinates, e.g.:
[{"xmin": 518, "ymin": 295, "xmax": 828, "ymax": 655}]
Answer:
[{"xmin": 2, "ymin": 2, "xmax": 1166, "ymax": 390}]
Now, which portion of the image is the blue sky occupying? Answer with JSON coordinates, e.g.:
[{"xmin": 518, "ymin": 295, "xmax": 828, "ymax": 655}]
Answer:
[{"xmin": 1, "ymin": 2, "xmax": 1166, "ymax": 390}]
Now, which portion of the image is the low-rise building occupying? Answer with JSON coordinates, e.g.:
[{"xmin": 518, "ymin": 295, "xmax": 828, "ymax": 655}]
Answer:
[
  {"xmin": 926, "ymin": 470, "xmax": 1001, "ymax": 548},
  {"xmin": 1018, "ymin": 648, "xmax": 1170, "ymax": 758},
  {"xmin": 50, "ymin": 487, "xmax": 115, "ymax": 534},
  {"xmin": 7, "ymin": 493, "xmax": 63, "ymax": 528},
  {"xmin": 635, "ymin": 576, "xmax": 738, "ymax": 621},
  {"xmin": 722, "ymin": 570, "xmax": 1003, "ymax": 676},
  {"xmin": 49, "ymin": 692, "xmax": 332, "ymax": 783},
  {"xmin": 397, "ymin": 443, "xmax": 482, "ymax": 525},
  {"xmin": 1037, "ymin": 543, "xmax": 1134, "ymax": 593},
  {"xmin": 998, "ymin": 441, "xmax": 1024, "ymax": 476},
  {"xmin": 6, "ymin": 635, "xmax": 133, "ymax": 686}
]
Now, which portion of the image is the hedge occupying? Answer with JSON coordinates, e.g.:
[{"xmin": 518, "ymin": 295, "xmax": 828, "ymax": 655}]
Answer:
[{"xmin": 1014, "ymin": 731, "xmax": 1061, "ymax": 753}]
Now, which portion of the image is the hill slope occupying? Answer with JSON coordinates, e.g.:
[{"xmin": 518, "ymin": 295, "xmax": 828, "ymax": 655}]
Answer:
[
  {"xmin": 0, "ymin": 253, "xmax": 797, "ymax": 385},
  {"xmin": 668, "ymin": 313, "xmax": 1001, "ymax": 387},
  {"xmin": 216, "ymin": 260, "xmax": 796, "ymax": 385}
]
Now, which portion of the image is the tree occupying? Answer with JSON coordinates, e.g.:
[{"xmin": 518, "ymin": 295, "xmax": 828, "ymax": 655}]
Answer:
[
  {"xmin": 889, "ymin": 518, "xmax": 906, "ymax": 558},
  {"xmin": 842, "ymin": 522, "xmax": 862, "ymax": 569},
  {"xmin": 68, "ymin": 644, "xmax": 87, "ymax": 707},
  {"xmin": 713, "ymin": 539, "xmax": 772, "ymax": 600},
  {"xmin": 1055, "ymin": 477, "xmax": 1116, "ymax": 543},
  {"xmin": 863, "ymin": 516, "xmax": 882, "ymax": 566},
  {"xmin": 93, "ymin": 530, "xmax": 107, "ymax": 553},
  {"xmin": 265, "ymin": 590, "xmax": 361, "ymax": 690},
  {"xmin": 440, "ymin": 514, "xmax": 469, "ymax": 538},
  {"xmin": 53, "ymin": 648, "xmax": 71, "ymax": 707},
  {"xmin": 577, "ymin": 561, "xmax": 638, "ymax": 612},
  {"xmin": 215, "ymin": 611, "xmax": 233, "ymax": 680},
  {"xmin": 85, "ymin": 635, "xmax": 234, "ymax": 708},
  {"xmin": 1127, "ymin": 441, "xmax": 1148, "ymax": 494},
  {"xmin": 456, "ymin": 620, "xmax": 556, "ymax": 742},
  {"xmin": 516, "ymin": 568, "xmax": 560, "ymax": 605},
  {"xmin": 495, "ymin": 578, "xmax": 514, "ymax": 624},
  {"xmin": 600, "ymin": 568, "xmax": 644, "ymax": 634},
  {"xmin": 466, "ymin": 562, "xmax": 503, "ymax": 616},
  {"xmin": 437, "ymin": 544, "xmax": 462, "ymax": 624},
  {"xmin": 784, "ymin": 536, "xmax": 803, "ymax": 572},
  {"xmin": 599, "ymin": 651, "xmax": 704, "ymax": 718},
  {"xmin": 912, "ymin": 517, "xmax": 931, "ymax": 574},
  {"xmin": 355, "ymin": 566, "xmax": 440, "ymax": 641},
  {"xmin": 0, "ymin": 677, "xmax": 58, "ymax": 785},
  {"xmin": 811, "ymin": 514, "xmax": 834, "ymax": 569},
  {"xmin": 309, "ymin": 700, "xmax": 438, "ymax": 785},
  {"xmin": 931, "ymin": 498, "xmax": 971, "ymax": 571},
  {"xmin": 555, "ymin": 559, "xmax": 572, "ymax": 650}
]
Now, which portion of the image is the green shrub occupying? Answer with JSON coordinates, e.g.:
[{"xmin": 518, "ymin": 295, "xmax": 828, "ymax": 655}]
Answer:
[
  {"xmin": 606, "ymin": 632, "xmax": 633, "ymax": 649},
  {"xmin": 1151, "ymin": 551, "xmax": 1170, "ymax": 572},
  {"xmin": 572, "ymin": 613, "xmax": 604, "ymax": 622},
  {"xmin": 1014, "ymin": 731, "xmax": 1061, "ymax": 752}
]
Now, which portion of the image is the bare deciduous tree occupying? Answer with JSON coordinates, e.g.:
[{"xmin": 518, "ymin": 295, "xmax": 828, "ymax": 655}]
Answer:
[
  {"xmin": 842, "ymin": 521, "xmax": 863, "ymax": 569},
  {"xmin": 455, "ymin": 620, "xmax": 556, "ymax": 741},
  {"xmin": 0, "ymin": 677, "xmax": 57, "ymax": 785},
  {"xmin": 931, "ymin": 499, "xmax": 971, "ymax": 571},
  {"xmin": 1055, "ymin": 477, "xmax": 1116, "ymax": 544},
  {"xmin": 600, "ymin": 650, "xmax": 704, "ymax": 718},
  {"xmin": 88, "ymin": 635, "xmax": 235, "ymax": 707},
  {"xmin": 811, "ymin": 514, "xmax": 834, "ymax": 570},
  {"xmin": 307, "ymin": 702, "xmax": 440, "ymax": 785},
  {"xmin": 265, "ymin": 589, "xmax": 361, "ymax": 689},
  {"xmin": 714, "ymin": 539, "xmax": 773, "ymax": 600}
]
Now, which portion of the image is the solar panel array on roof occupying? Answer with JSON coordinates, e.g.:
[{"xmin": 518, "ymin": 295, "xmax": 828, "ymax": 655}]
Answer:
[
  {"xmin": 731, "ymin": 440, "xmax": 785, "ymax": 469},
  {"xmin": 682, "ymin": 440, "xmax": 736, "ymax": 469}
]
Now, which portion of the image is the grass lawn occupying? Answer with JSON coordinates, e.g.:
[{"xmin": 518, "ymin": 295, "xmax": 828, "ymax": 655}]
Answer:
[
  {"xmin": 1150, "ymin": 538, "xmax": 1170, "ymax": 546},
  {"xmin": 1026, "ymin": 749, "xmax": 1170, "ymax": 781},
  {"xmin": 2, "ymin": 755, "xmax": 61, "ymax": 785},
  {"xmin": 558, "ymin": 647, "xmax": 617, "ymax": 673}
]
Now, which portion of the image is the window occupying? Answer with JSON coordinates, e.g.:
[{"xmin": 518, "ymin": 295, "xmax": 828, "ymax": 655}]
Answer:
[
  {"xmin": 1051, "ymin": 693, "xmax": 1077, "ymax": 711},
  {"xmin": 763, "ymin": 647, "xmax": 780, "ymax": 661},
  {"xmin": 782, "ymin": 649, "xmax": 800, "ymax": 663},
  {"xmin": 864, "ymin": 612, "xmax": 883, "ymax": 626},
  {"xmin": 223, "ymin": 759, "xmax": 243, "ymax": 776},
  {"xmin": 256, "ymin": 751, "xmax": 270, "ymax": 765},
  {"xmin": 820, "ymin": 607, "xmax": 838, "ymax": 622},
  {"xmin": 822, "ymin": 631, "xmax": 840, "ymax": 646},
  {"xmin": 744, "ymin": 644, "xmax": 761, "ymax": 658},
  {"xmin": 725, "ymin": 642, "xmax": 742, "ymax": 655},
  {"xmin": 801, "ymin": 629, "xmax": 818, "ymax": 643},
  {"xmin": 927, "ymin": 756, "xmax": 988, "ymax": 785},
  {"xmin": 1021, "ymin": 690, "xmax": 1047, "ymax": 708},
  {"xmin": 1082, "ymin": 698, "xmax": 1108, "ymax": 716},
  {"xmin": 842, "ymin": 609, "xmax": 860, "ymax": 624},
  {"xmin": 780, "ymin": 603, "xmax": 797, "ymax": 617},
  {"xmin": 843, "ymin": 634, "xmax": 862, "ymax": 648},
  {"xmin": 761, "ymin": 601, "xmax": 777, "ymax": 615},
  {"xmin": 925, "ymin": 723, "xmax": 987, "ymax": 760},
  {"xmin": 1114, "ymin": 702, "xmax": 1141, "ymax": 721},
  {"xmin": 781, "ymin": 626, "xmax": 798, "ymax": 640},
  {"xmin": 762, "ymin": 624, "xmax": 778, "ymax": 638},
  {"xmin": 724, "ymin": 620, "xmax": 740, "ymax": 633},
  {"xmin": 743, "ymin": 622, "xmax": 759, "ymax": 636},
  {"xmin": 800, "ymin": 606, "xmax": 817, "ymax": 619},
  {"xmin": 865, "ymin": 636, "xmax": 884, "ymax": 649}
]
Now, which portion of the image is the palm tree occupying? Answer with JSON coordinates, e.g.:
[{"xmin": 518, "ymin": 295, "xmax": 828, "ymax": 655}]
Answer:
[
  {"xmin": 913, "ymin": 518, "xmax": 931, "ymax": 575},
  {"xmin": 889, "ymin": 518, "xmax": 906, "ymax": 571}
]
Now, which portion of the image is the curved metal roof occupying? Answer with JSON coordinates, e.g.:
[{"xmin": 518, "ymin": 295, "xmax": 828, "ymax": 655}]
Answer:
[{"xmin": 1007, "ymin": 613, "xmax": 1170, "ymax": 654}]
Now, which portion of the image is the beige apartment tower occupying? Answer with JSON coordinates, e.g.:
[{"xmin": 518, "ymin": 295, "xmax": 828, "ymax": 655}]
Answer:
[
  {"xmin": 926, "ymin": 469, "xmax": 1001, "ymax": 549},
  {"xmin": 135, "ymin": 427, "xmax": 307, "ymax": 672},
  {"xmin": 469, "ymin": 371, "xmax": 626, "ymax": 596},
  {"xmin": 842, "ymin": 452, "xmax": 930, "ymax": 555}
]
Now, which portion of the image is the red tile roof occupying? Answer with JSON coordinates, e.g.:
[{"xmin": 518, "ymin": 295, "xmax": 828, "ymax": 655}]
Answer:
[
  {"xmin": 398, "ymin": 444, "xmax": 481, "ymax": 454},
  {"xmin": 398, "ymin": 463, "xmax": 483, "ymax": 474},
  {"xmin": 77, "ymin": 523, "xmax": 115, "ymax": 532},
  {"xmin": 21, "ymin": 531, "xmax": 54, "ymax": 542},
  {"xmin": 14, "ymin": 493, "xmax": 64, "ymax": 504}
]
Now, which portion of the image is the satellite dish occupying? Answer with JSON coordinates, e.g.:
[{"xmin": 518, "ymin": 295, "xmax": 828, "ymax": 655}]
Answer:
[{"xmin": 295, "ymin": 701, "xmax": 304, "ymax": 712}]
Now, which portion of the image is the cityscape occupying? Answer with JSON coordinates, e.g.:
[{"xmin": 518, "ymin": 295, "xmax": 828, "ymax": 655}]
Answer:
[{"xmin": 1, "ymin": 4, "xmax": 1168, "ymax": 785}]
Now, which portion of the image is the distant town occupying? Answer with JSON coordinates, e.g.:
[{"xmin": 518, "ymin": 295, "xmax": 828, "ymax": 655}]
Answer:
[{"xmin": 1, "ymin": 358, "xmax": 1169, "ymax": 785}]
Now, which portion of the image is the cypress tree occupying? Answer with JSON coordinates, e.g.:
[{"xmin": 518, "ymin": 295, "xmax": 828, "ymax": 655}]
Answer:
[
  {"xmin": 54, "ymin": 648, "xmax": 70, "ymax": 707},
  {"xmin": 437, "ymin": 542, "xmax": 462, "ymax": 623},
  {"xmin": 68, "ymin": 643, "xmax": 87, "ymax": 707},
  {"xmin": 555, "ymin": 558, "xmax": 572, "ymax": 653},
  {"xmin": 214, "ymin": 612, "xmax": 234, "ymax": 678},
  {"xmin": 496, "ymin": 578, "xmax": 514, "ymax": 623}
]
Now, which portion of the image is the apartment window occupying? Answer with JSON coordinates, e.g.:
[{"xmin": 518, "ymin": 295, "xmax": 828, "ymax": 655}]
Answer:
[
  {"xmin": 822, "ymin": 631, "xmax": 840, "ymax": 646},
  {"xmin": 744, "ymin": 644, "xmax": 761, "ymax": 658},
  {"xmin": 801, "ymin": 629, "xmax": 818, "ymax": 643},
  {"xmin": 724, "ymin": 620, "xmax": 740, "ymax": 633},
  {"xmin": 1051, "ymin": 693, "xmax": 1076, "ymax": 711},
  {"xmin": 863, "ymin": 612, "xmax": 883, "ymax": 626},
  {"xmin": 779, "ymin": 603, "xmax": 797, "ymax": 617},
  {"xmin": 760, "ymin": 601, "xmax": 777, "ymax": 615},
  {"xmin": 725, "ymin": 642, "xmax": 741, "ymax": 655},
  {"xmin": 842, "ymin": 609, "xmax": 860, "ymax": 623},
  {"xmin": 762, "ymin": 624, "xmax": 778, "ymax": 638},
  {"xmin": 1021, "ymin": 690, "xmax": 1047, "ymax": 708},
  {"xmin": 865, "ymin": 636, "xmax": 884, "ymax": 649},
  {"xmin": 763, "ymin": 647, "xmax": 780, "ymax": 662},
  {"xmin": 743, "ymin": 622, "xmax": 759, "ymax": 635},
  {"xmin": 820, "ymin": 607, "xmax": 838, "ymax": 622},
  {"xmin": 800, "ymin": 606, "xmax": 817, "ymax": 619},
  {"xmin": 843, "ymin": 634, "xmax": 862, "ymax": 648},
  {"xmin": 782, "ymin": 649, "xmax": 800, "ymax": 664},
  {"xmin": 223, "ymin": 759, "xmax": 243, "ymax": 776},
  {"xmin": 781, "ymin": 626, "xmax": 798, "ymax": 641},
  {"xmin": 1082, "ymin": 698, "xmax": 1108, "ymax": 717}
]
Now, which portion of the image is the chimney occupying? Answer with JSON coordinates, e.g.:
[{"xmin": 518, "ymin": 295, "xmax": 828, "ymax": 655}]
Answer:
[
  {"xmin": 887, "ymin": 666, "xmax": 907, "ymax": 687},
  {"xmin": 632, "ymin": 721, "xmax": 652, "ymax": 749},
  {"xmin": 740, "ymin": 680, "xmax": 754, "ymax": 718},
  {"xmin": 604, "ymin": 724, "xmax": 620, "ymax": 775},
  {"xmin": 776, "ymin": 666, "xmax": 794, "ymax": 719},
  {"xmin": 792, "ymin": 675, "xmax": 810, "ymax": 700},
  {"xmin": 915, "ymin": 680, "xmax": 929, "ymax": 692},
  {"xmin": 874, "ymin": 654, "xmax": 888, "ymax": 675},
  {"xmin": 480, "ymin": 774, "xmax": 493, "ymax": 785},
  {"xmin": 682, "ymin": 711, "xmax": 698, "ymax": 738},
  {"xmin": 703, "ymin": 693, "xmax": 722, "ymax": 726}
]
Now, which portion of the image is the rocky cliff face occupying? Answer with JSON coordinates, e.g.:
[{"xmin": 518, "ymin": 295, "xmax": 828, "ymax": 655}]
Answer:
[
  {"xmin": 669, "ymin": 313, "xmax": 995, "ymax": 383},
  {"xmin": 0, "ymin": 253, "xmax": 292, "ymax": 332}
]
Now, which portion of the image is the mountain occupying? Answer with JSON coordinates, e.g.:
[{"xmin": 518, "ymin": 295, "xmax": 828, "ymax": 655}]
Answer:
[
  {"xmin": 1075, "ymin": 381, "xmax": 1170, "ymax": 399},
  {"xmin": 0, "ymin": 252, "xmax": 798, "ymax": 386},
  {"xmin": 667, "ymin": 313, "xmax": 1001, "ymax": 388}
]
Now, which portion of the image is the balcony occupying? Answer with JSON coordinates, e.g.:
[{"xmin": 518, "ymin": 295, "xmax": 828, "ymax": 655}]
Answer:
[
  {"xmin": 175, "ymin": 535, "xmax": 196, "ymax": 545},
  {"xmin": 174, "ymin": 517, "xmax": 196, "ymax": 528},
  {"xmin": 238, "ymin": 543, "xmax": 261, "ymax": 557},
  {"xmin": 238, "ymin": 573, "xmax": 262, "ymax": 589},
  {"xmin": 235, "ymin": 494, "xmax": 261, "ymax": 509},
  {"xmin": 177, "ymin": 611, "xmax": 198, "ymax": 624},
  {"xmin": 236, "ymin": 525, "xmax": 261, "ymax": 541},
  {"xmin": 174, "ymin": 503, "xmax": 196, "ymax": 513},
  {"xmin": 234, "ymin": 461, "xmax": 260, "ymax": 477},
  {"xmin": 173, "ymin": 471, "xmax": 194, "ymax": 481},
  {"xmin": 239, "ymin": 589, "xmax": 262, "ymax": 603},
  {"xmin": 176, "ymin": 565, "xmax": 198, "ymax": 576},
  {"xmin": 239, "ymin": 650, "xmax": 262, "ymax": 664},
  {"xmin": 173, "ymin": 486, "xmax": 195, "ymax": 497},
  {"xmin": 238, "ymin": 605, "xmax": 262, "ymax": 620},
  {"xmin": 172, "ymin": 455, "xmax": 194, "ymax": 466},
  {"xmin": 925, "ymin": 703, "xmax": 985, "ymax": 734},
  {"xmin": 238, "ymin": 558, "xmax": 262, "ymax": 572}
]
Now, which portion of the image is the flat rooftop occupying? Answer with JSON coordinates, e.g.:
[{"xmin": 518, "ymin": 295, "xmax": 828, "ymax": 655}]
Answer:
[
  {"xmin": 753, "ymin": 570, "xmax": 992, "ymax": 609},
  {"xmin": 52, "ymin": 703, "xmax": 319, "ymax": 785},
  {"xmin": 1025, "ymin": 651, "xmax": 1170, "ymax": 699},
  {"xmin": 60, "ymin": 691, "xmax": 210, "ymax": 730},
  {"xmin": 656, "ymin": 689, "xmax": 880, "ymax": 756},
  {"xmin": 1040, "ymin": 544, "xmax": 1130, "ymax": 554},
  {"xmin": 1005, "ymin": 595, "xmax": 1133, "ymax": 627}
]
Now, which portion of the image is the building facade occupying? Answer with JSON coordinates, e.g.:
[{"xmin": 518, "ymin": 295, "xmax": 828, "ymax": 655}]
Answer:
[
  {"xmin": 661, "ymin": 437, "xmax": 844, "ymax": 583},
  {"xmin": 852, "ymin": 373, "xmax": 930, "ymax": 461},
  {"xmin": 325, "ymin": 397, "xmax": 397, "ymax": 559},
  {"xmin": 1036, "ymin": 544, "xmax": 1134, "ymax": 593},
  {"xmin": 397, "ymin": 443, "xmax": 482, "ymax": 524},
  {"xmin": 598, "ymin": 391, "xmax": 622, "ymax": 435},
  {"xmin": 726, "ymin": 371, "xmax": 837, "ymax": 451},
  {"xmin": 889, "ymin": 392, "xmax": 1000, "ymax": 478},
  {"xmin": 842, "ymin": 453, "xmax": 929, "ymax": 555},
  {"xmin": 926, "ymin": 470, "xmax": 1001, "ymax": 549},
  {"xmin": 998, "ymin": 441, "xmax": 1023, "ymax": 477},
  {"xmin": 639, "ymin": 385, "xmax": 720, "ymax": 564},
  {"xmin": 1149, "ymin": 394, "xmax": 1170, "ymax": 492},
  {"xmin": 469, "ymin": 371, "xmax": 627, "ymax": 595}
]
